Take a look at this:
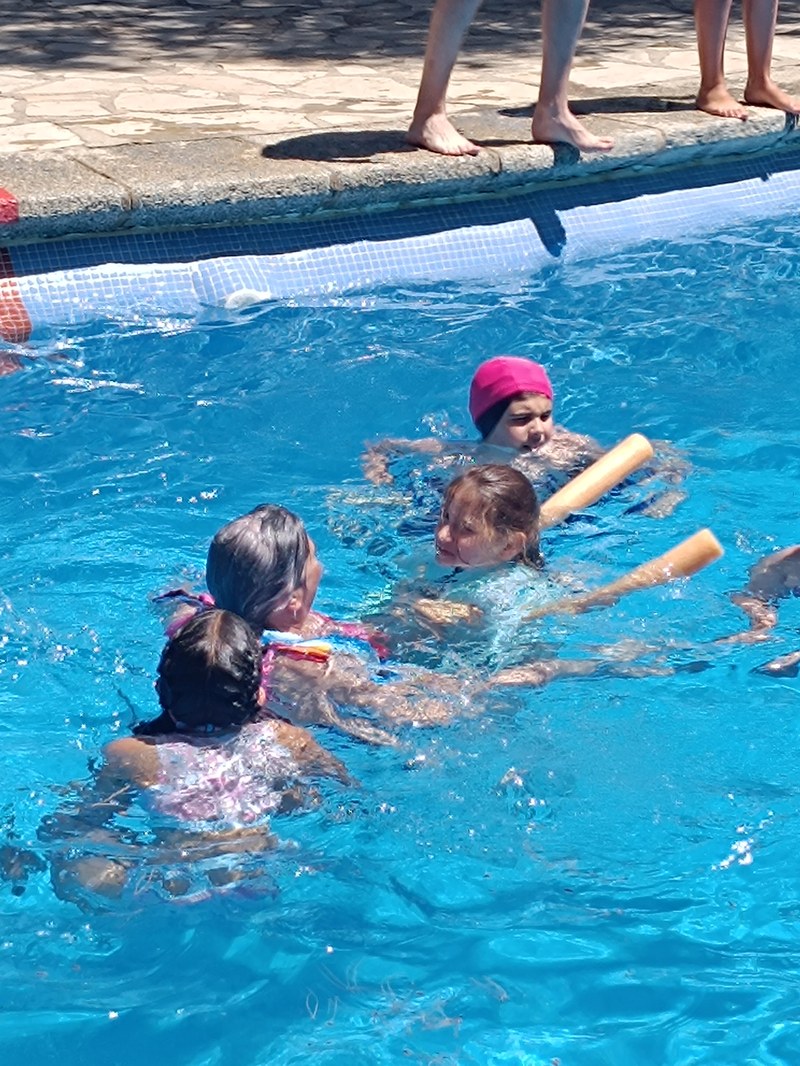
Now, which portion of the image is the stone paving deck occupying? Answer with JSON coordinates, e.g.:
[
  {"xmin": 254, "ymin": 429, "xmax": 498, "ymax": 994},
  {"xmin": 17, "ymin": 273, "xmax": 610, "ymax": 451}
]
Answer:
[{"xmin": 1, "ymin": 0, "xmax": 799, "ymax": 242}]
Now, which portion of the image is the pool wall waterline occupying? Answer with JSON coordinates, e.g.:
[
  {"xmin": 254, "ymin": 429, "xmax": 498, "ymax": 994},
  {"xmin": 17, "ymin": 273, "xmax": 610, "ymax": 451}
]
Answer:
[{"xmin": 3, "ymin": 142, "xmax": 800, "ymax": 342}]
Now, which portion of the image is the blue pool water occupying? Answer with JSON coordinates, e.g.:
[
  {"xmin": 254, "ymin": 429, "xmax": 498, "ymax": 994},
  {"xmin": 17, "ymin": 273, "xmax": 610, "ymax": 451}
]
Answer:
[{"xmin": 1, "ymin": 210, "xmax": 800, "ymax": 1065}]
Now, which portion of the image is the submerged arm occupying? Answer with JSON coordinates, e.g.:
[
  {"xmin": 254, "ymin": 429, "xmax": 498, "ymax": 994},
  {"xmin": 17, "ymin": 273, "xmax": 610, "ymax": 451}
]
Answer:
[
  {"xmin": 625, "ymin": 440, "xmax": 691, "ymax": 519},
  {"xmin": 270, "ymin": 719, "xmax": 353, "ymax": 782},
  {"xmin": 279, "ymin": 651, "xmax": 480, "ymax": 730},
  {"xmin": 269, "ymin": 657, "xmax": 401, "ymax": 745},
  {"xmin": 722, "ymin": 546, "xmax": 800, "ymax": 643},
  {"xmin": 361, "ymin": 435, "xmax": 478, "ymax": 485},
  {"xmin": 6, "ymin": 741, "xmax": 152, "ymax": 904}
]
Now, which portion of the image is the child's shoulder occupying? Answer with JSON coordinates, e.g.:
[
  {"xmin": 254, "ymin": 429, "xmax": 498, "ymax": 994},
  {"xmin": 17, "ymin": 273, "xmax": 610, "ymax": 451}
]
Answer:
[
  {"xmin": 551, "ymin": 425, "xmax": 604, "ymax": 461},
  {"xmin": 510, "ymin": 429, "xmax": 601, "ymax": 487},
  {"xmin": 103, "ymin": 736, "xmax": 158, "ymax": 787}
]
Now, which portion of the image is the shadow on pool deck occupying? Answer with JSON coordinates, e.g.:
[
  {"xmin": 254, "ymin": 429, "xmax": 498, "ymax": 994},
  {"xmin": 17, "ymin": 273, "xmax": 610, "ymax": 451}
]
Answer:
[
  {"xmin": 2, "ymin": 0, "xmax": 799, "ymax": 66},
  {"xmin": 0, "ymin": 0, "xmax": 729, "ymax": 67}
]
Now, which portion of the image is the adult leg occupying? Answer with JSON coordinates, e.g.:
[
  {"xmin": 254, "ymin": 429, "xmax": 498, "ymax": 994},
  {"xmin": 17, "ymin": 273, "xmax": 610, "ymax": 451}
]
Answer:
[
  {"xmin": 407, "ymin": 0, "xmax": 484, "ymax": 155},
  {"xmin": 531, "ymin": 0, "xmax": 614, "ymax": 152},
  {"xmin": 742, "ymin": 0, "xmax": 800, "ymax": 113},
  {"xmin": 694, "ymin": 0, "xmax": 748, "ymax": 118}
]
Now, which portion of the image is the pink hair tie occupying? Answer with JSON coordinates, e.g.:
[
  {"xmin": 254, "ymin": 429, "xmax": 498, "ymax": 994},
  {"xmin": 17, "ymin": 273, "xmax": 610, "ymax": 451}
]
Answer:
[{"xmin": 159, "ymin": 589, "xmax": 217, "ymax": 638}]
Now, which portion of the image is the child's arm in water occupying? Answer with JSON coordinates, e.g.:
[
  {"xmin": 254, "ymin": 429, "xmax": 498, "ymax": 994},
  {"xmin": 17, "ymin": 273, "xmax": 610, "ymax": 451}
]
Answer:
[
  {"xmin": 734, "ymin": 546, "xmax": 800, "ymax": 628},
  {"xmin": 721, "ymin": 546, "xmax": 800, "ymax": 676},
  {"xmin": 274, "ymin": 642, "xmax": 621, "ymax": 731},
  {"xmin": 273, "ymin": 651, "xmax": 479, "ymax": 730},
  {"xmin": 28, "ymin": 742, "xmax": 159, "ymax": 904},
  {"xmin": 720, "ymin": 546, "xmax": 800, "ymax": 639},
  {"xmin": 269, "ymin": 655, "xmax": 406, "ymax": 743},
  {"xmin": 626, "ymin": 440, "xmax": 691, "ymax": 520},
  {"xmin": 362, "ymin": 435, "xmax": 477, "ymax": 486},
  {"xmin": 270, "ymin": 719, "xmax": 353, "ymax": 783},
  {"xmin": 530, "ymin": 430, "xmax": 689, "ymax": 519},
  {"xmin": 376, "ymin": 574, "xmax": 484, "ymax": 636},
  {"xmin": 363, "ymin": 427, "xmax": 603, "ymax": 486}
]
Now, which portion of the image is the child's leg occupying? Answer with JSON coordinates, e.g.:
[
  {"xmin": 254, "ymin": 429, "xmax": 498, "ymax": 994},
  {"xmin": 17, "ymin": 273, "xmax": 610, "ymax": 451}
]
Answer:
[
  {"xmin": 407, "ymin": 0, "xmax": 484, "ymax": 156},
  {"xmin": 742, "ymin": 0, "xmax": 800, "ymax": 113},
  {"xmin": 51, "ymin": 854, "xmax": 128, "ymax": 903},
  {"xmin": 492, "ymin": 658, "xmax": 598, "ymax": 687},
  {"xmin": 531, "ymin": 0, "xmax": 614, "ymax": 152},
  {"xmin": 694, "ymin": 0, "xmax": 748, "ymax": 118},
  {"xmin": 755, "ymin": 647, "xmax": 800, "ymax": 677}
]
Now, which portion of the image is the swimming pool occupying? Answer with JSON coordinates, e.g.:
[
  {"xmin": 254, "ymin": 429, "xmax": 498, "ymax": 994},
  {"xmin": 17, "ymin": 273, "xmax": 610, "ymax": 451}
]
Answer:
[{"xmin": 1, "ymin": 204, "xmax": 799, "ymax": 1064}]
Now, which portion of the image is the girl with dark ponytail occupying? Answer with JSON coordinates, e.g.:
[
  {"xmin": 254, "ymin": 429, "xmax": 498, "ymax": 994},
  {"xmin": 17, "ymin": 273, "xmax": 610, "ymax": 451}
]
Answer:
[
  {"xmin": 46, "ymin": 609, "xmax": 348, "ymax": 905},
  {"xmin": 135, "ymin": 609, "xmax": 264, "ymax": 737}
]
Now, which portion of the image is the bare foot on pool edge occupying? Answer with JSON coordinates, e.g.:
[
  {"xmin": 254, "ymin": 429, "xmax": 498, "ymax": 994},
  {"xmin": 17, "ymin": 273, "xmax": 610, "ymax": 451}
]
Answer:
[
  {"xmin": 407, "ymin": 114, "xmax": 480, "ymax": 156},
  {"xmin": 696, "ymin": 84, "xmax": 748, "ymax": 120},
  {"xmin": 531, "ymin": 106, "xmax": 614, "ymax": 153},
  {"xmin": 744, "ymin": 78, "xmax": 800, "ymax": 115}
]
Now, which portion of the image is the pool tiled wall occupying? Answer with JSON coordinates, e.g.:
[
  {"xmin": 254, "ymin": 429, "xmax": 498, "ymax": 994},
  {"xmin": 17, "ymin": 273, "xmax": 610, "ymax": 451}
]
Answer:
[{"xmin": 2, "ymin": 146, "xmax": 800, "ymax": 341}]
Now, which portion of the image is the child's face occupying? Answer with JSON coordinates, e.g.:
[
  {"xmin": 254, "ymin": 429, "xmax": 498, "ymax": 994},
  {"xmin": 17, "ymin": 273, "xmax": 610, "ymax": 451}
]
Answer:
[
  {"xmin": 484, "ymin": 392, "xmax": 554, "ymax": 451},
  {"xmin": 264, "ymin": 538, "xmax": 324, "ymax": 631},
  {"xmin": 435, "ymin": 490, "xmax": 517, "ymax": 569}
]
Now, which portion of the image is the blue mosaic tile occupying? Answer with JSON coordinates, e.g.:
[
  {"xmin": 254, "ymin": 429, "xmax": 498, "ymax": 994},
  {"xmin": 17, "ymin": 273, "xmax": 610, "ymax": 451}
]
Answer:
[
  {"xmin": 17, "ymin": 263, "xmax": 201, "ymax": 329},
  {"xmin": 6, "ymin": 145, "xmax": 800, "ymax": 281}
]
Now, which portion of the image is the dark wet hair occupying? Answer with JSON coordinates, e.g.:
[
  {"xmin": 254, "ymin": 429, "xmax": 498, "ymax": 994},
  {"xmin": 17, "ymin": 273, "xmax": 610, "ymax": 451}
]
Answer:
[
  {"xmin": 206, "ymin": 504, "xmax": 309, "ymax": 631},
  {"xmin": 134, "ymin": 609, "xmax": 263, "ymax": 736},
  {"xmin": 443, "ymin": 464, "xmax": 543, "ymax": 567},
  {"xmin": 475, "ymin": 395, "xmax": 521, "ymax": 440}
]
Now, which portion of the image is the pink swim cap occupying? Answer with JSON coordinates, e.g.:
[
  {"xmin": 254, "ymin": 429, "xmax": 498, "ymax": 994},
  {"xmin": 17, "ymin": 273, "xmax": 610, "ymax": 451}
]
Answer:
[{"xmin": 468, "ymin": 356, "xmax": 554, "ymax": 426}]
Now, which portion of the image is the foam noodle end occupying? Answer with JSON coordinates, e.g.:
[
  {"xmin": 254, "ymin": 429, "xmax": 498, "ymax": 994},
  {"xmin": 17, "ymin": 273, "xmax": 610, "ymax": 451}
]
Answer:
[
  {"xmin": 539, "ymin": 433, "xmax": 655, "ymax": 529},
  {"xmin": 657, "ymin": 528, "xmax": 724, "ymax": 580}
]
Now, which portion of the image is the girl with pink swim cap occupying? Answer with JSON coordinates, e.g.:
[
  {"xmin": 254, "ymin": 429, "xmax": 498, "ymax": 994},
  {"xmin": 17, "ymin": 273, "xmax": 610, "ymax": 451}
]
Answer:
[
  {"xmin": 362, "ymin": 355, "xmax": 603, "ymax": 489},
  {"xmin": 468, "ymin": 355, "xmax": 601, "ymax": 463},
  {"xmin": 361, "ymin": 355, "xmax": 688, "ymax": 523}
]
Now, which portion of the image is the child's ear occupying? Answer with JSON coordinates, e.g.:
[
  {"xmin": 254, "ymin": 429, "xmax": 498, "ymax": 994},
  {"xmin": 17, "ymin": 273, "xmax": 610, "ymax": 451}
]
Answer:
[
  {"xmin": 285, "ymin": 588, "xmax": 302, "ymax": 616},
  {"xmin": 501, "ymin": 531, "xmax": 527, "ymax": 562}
]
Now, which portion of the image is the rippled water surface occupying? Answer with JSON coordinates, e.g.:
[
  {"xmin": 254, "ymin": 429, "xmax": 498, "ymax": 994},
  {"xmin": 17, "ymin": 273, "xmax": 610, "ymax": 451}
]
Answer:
[{"xmin": 1, "ymin": 213, "xmax": 799, "ymax": 1064}]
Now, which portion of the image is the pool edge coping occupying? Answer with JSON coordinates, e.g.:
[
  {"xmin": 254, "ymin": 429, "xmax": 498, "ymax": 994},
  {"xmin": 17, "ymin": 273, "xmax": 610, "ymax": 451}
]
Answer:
[{"xmin": 1, "ymin": 105, "xmax": 798, "ymax": 246}]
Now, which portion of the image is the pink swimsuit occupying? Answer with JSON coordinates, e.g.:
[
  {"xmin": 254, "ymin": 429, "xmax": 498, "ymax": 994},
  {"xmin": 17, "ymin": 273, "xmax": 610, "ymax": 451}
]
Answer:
[{"xmin": 151, "ymin": 720, "xmax": 297, "ymax": 829}]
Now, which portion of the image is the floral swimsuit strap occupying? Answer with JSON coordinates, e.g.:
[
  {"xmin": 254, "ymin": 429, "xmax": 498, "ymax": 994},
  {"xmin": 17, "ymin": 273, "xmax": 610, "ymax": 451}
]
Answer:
[
  {"xmin": 155, "ymin": 587, "xmax": 216, "ymax": 610},
  {"xmin": 314, "ymin": 611, "xmax": 391, "ymax": 662}
]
